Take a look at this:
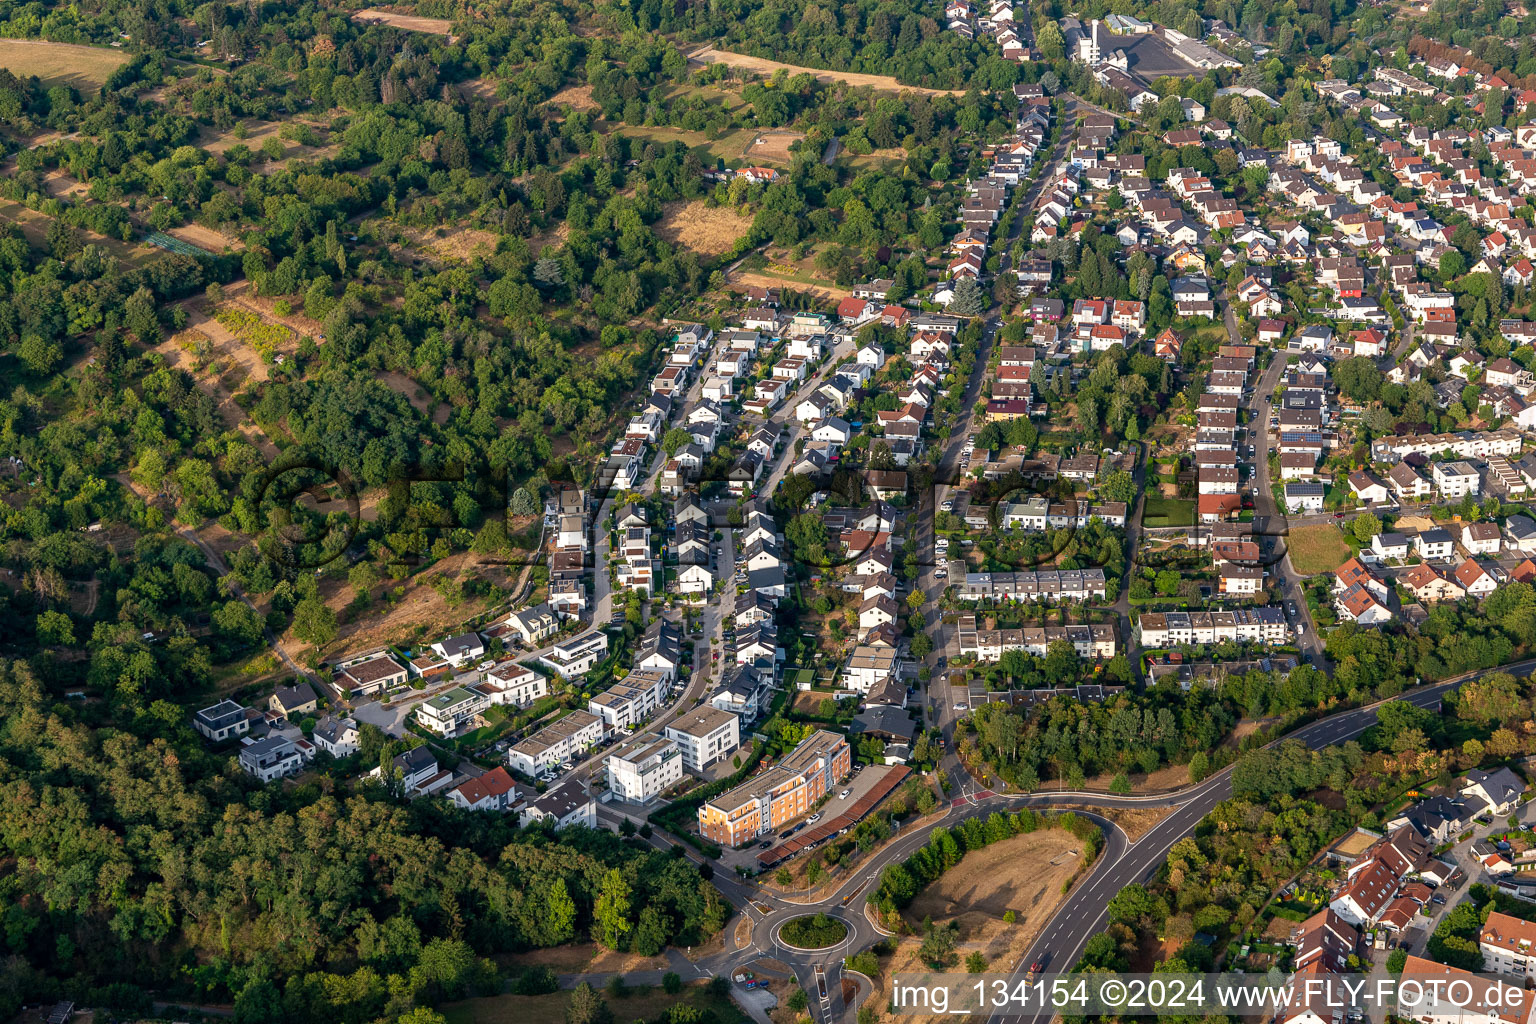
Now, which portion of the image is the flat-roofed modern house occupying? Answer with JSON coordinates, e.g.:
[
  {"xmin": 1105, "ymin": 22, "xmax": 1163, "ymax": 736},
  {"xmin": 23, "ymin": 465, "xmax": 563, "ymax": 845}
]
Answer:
[
  {"xmin": 334, "ymin": 650, "xmax": 408, "ymax": 699},
  {"xmin": 540, "ymin": 632, "xmax": 609, "ymax": 679},
  {"xmin": 664, "ymin": 706, "xmax": 742, "ymax": 773},
  {"xmin": 238, "ymin": 734, "xmax": 307, "ymax": 783},
  {"xmin": 506, "ymin": 710, "xmax": 605, "ymax": 776},
  {"xmin": 415, "ymin": 686, "xmax": 492, "ymax": 738},
  {"xmin": 194, "ymin": 699, "xmax": 249, "ymax": 742}
]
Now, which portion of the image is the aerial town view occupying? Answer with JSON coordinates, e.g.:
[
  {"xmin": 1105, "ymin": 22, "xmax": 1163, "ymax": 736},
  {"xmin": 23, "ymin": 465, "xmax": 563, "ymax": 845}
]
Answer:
[{"xmin": 11, "ymin": 0, "xmax": 1536, "ymax": 1023}]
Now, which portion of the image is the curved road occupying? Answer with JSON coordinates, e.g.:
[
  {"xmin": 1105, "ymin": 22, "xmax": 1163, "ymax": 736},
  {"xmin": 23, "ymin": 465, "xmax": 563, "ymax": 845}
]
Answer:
[{"xmin": 663, "ymin": 657, "xmax": 1536, "ymax": 1024}]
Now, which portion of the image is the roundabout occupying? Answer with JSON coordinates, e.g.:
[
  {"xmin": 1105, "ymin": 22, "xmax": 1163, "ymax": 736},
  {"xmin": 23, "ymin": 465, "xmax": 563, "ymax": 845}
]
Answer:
[{"xmin": 776, "ymin": 912, "xmax": 853, "ymax": 953}]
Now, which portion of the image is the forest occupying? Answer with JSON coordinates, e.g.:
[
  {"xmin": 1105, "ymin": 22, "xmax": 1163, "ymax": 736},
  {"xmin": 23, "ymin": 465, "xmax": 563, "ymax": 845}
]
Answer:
[
  {"xmin": 960, "ymin": 684, "xmax": 1235, "ymax": 790},
  {"xmin": 0, "ymin": 661, "xmax": 727, "ymax": 1021}
]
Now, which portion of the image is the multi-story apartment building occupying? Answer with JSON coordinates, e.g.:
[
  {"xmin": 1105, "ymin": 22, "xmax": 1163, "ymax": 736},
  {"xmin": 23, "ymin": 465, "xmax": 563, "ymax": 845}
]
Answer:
[
  {"xmin": 606, "ymin": 734, "xmax": 683, "ymax": 804},
  {"xmin": 587, "ymin": 669, "xmax": 670, "ymax": 731},
  {"xmin": 415, "ymin": 686, "xmax": 492, "ymax": 738},
  {"xmin": 506, "ymin": 709, "xmax": 605, "ymax": 776},
  {"xmin": 955, "ymin": 622, "xmax": 1116, "ymax": 661},
  {"xmin": 665, "ymin": 706, "xmax": 742, "ymax": 772},
  {"xmin": 478, "ymin": 661, "xmax": 548, "ymax": 707},
  {"xmin": 1481, "ymin": 911, "xmax": 1536, "ymax": 979},
  {"xmin": 1135, "ymin": 608, "xmax": 1289, "ymax": 647},
  {"xmin": 539, "ymin": 632, "xmax": 609, "ymax": 679},
  {"xmin": 194, "ymin": 700, "xmax": 250, "ymax": 742},
  {"xmin": 698, "ymin": 729, "xmax": 850, "ymax": 847}
]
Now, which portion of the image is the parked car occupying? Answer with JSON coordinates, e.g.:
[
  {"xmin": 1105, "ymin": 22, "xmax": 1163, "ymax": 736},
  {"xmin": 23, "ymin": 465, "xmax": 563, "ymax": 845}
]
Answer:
[{"xmin": 840, "ymin": 789, "xmax": 851, "ymax": 799}]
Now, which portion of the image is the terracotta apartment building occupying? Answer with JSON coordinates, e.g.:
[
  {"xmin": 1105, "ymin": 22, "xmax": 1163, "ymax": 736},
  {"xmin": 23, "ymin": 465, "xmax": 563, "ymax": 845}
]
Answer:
[{"xmin": 697, "ymin": 730, "xmax": 851, "ymax": 848}]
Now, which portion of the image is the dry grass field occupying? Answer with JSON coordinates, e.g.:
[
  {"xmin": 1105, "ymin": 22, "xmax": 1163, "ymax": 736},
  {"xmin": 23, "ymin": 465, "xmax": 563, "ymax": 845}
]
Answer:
[
  {"xmin": 351, "ymin": 8, "xmax": 453, "ymax": 36},
  {"xmin": 687, "ymin": 46, "xmax": 965, "ymax": 96},
  {"xmin": 547, "ymin": 83, "xmax": 599, "ymax": 112},
  {"xmin": 864, "ymin": 830, "xmax": 1083, "ymax": 1024},
  {"xmin": 743, "ymin": 129, "xmax": 805, "ymax": 164},
  {"xmin": 655, "ymin": 199, "xmax": 753, "ymax": 255},
  {"xmin": 0, "ymin": 39, "xmax": 128, "ymax": 90}
]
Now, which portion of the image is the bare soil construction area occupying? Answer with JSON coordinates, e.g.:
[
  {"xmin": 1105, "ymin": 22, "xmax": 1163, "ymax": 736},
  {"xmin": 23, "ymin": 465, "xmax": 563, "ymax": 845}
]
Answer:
[
  {"xmin": 687, "ymin": 47, "xmax": 965, "ymax": 96},
  {"xmin": 656, "ymin": 200, "xmax": 753, "ymax": 255},
  {"xmin": 867, "ymin": 830, "xmax": 1083, "ymax": 1024}
]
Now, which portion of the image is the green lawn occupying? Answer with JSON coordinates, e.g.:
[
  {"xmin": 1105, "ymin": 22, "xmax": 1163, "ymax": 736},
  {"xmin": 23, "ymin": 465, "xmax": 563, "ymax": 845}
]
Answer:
[
  {"xmin": 1142, "ymin": 496, "xmax": 1195, "ymax": 527},
  {"xmin": 1287, "ymin": 524, "xmax": 1352, "ymax": 576}
]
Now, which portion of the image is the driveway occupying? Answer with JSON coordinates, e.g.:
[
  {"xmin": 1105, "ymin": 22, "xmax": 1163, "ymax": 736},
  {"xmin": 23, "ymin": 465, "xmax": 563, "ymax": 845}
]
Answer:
[{"xmin": 353, "ymin": 693, "xmax": 428, "ymax": 736}]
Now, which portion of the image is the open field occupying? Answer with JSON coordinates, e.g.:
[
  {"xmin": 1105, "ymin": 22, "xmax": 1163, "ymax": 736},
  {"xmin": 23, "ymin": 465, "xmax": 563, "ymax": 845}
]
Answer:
[
  {"xmin": 743, "ymin": 129, "xmax": 805, "ymax": 165},
  {"xmin": 612, "ymin": 123, "xmax": 758, "ymax": 166},
  {"xmin": 1142, "ymin": 495, "xmax": 1194, "ymax": 527},
  {"xmin": 727, "ymin": 269, "xmax": 849, "ymax": 302},
  {"xmin": 902, "ymin": 830, "xmax": 1078, "ymax": 940},
  {"xmin": 547, "ymin": 83, "xmax": 598, "ymax": 112},
  {"xmin": 0, "ymin": 39, "xmax": 128, "ymax": 90},
  {"xmin": 655, "ymin": 199, "xmax": 753, "ymax": 255},
  {"xmin": 169, "ymin": 223, "xmax": 243, "ymax": 252},
  {"xmin": 869, "ymin": 830, "xmax": 1080, "ymax": 1024},
  {"xmin": 409, "ymin": 224, "xmax": 501, "ymax": 263},
  {"xmin": 0, "ymin": 199, "xmax": 146, "ymax": 265},
  {"xmin": 687, "ymin": 46, "xmax": 965, "ymax": 96},
  {"xmin": 439, "ymin": 979, "xmax": 740, "ymax": 1024},
  {"xmin": 1287, "ymin": 523, "xmax": 1352, "ymax": 575},
  {"xmin": 352, "ymin": 8, "xmax": 453, "ymax": 36}
]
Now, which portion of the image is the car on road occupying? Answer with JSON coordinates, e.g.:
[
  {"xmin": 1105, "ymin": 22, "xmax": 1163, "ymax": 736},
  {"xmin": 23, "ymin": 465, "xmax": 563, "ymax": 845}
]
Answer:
[
  {"xmin": 759, "ymin": 839, "xmax": 773, "ymax": 849},
  {"xmin": 840, "ymin": 789, "xmax": 851, "ymax": 799},
  {"xmin": 1334, "ymin": 512, "xmax": 1345, "ymax": 518}
]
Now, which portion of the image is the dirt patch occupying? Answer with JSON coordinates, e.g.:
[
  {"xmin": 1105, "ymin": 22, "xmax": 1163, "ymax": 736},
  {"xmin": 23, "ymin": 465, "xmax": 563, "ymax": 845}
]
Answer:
[
  {"xmin": 728, "ymin": 269, "xmax": 849, "ymax": 302},
  {"xmin": 655, "ymin": 200, "xmax": 753, "ymax": 256},
  {"xmin": 197, "ymin": 119, "xmax": 286, "ymax": 155},
  {"xmin": 548, "ymin": 83, "xmax": 599, "ymax": 112},
  {"xmin": 0, "ymin": 39, "xmax": 128, "ymax": 90},
  {"xmin": 352, "ymin": 8, "xmax": 454, "ymax": 36},
  {"xmin": 0, "ymin": 199, "xmax": 144, "ymax": 264},
  {"xmin": 525, "ymin": 221, "xmax": 570, "ymax": 255},
  {"xmin": 317, "ymin": 552, "xmax": 513, "ymax": 655},
  {"xmin": 902, "ymin": 830, "xmax": 1079, "ymax": 939},
  {"xmin": 170, "ymin": 222, "xmax": 243, "ymax": 252},
  {"xmin": 744, "ymin": 130, "xmax": 805, "ymax": 165},
  {"xmin": 687, "ymin": 46, "xmax": 964, "ymax": 96},
  {"xmin": 377, "ymin": 370, "xmax": 443, "ymax": 421},
  {"xmin": 41, "ymin": 168, "xmax": 87, "ymax": 198},
  {"xmin": 868, "ymin": 830, "xmax": 1081, "ymax": 1024},
  {"xmin": 1062, "ymin": 803, "xmax": 1175, "ymax": 842}
]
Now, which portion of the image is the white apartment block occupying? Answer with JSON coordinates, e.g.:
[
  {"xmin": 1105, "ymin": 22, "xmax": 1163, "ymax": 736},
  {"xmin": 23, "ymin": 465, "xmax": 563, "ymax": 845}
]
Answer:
[
  {"xmin": 506, "ymin": 709, "xmax": 605, "ymax": 776},
  {"xmin": 540, "ymin": 631, "xmax": 609, "ymax": 679},
  {"xmin": 665, "ymin": 706, "xmax": 742, "ymax": 772},
  {"xmin": 1136, "ymin": 607, "xmax": 1289, "ymax": 647},
  {"xmin": 956, "ymin": 622, "xmax": 1116, "ymax": 660},
  {"xmin": 415, "ymin": 686, "xmax": 492, "ymax": 738},
  {"xmin": 587, "ymin": 669, "xmax": 670, "ymax": 731},
  {"xmin": 1432, "ymin": 460, "xmax": 1480, "ymax": 498},
  {"xmin": 605, "ymin": 734, "xmax": 683, "ymax": 804},
  {"xmin": 479, "ymin": 661, "xmax": 548, "ymax": 707}
]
